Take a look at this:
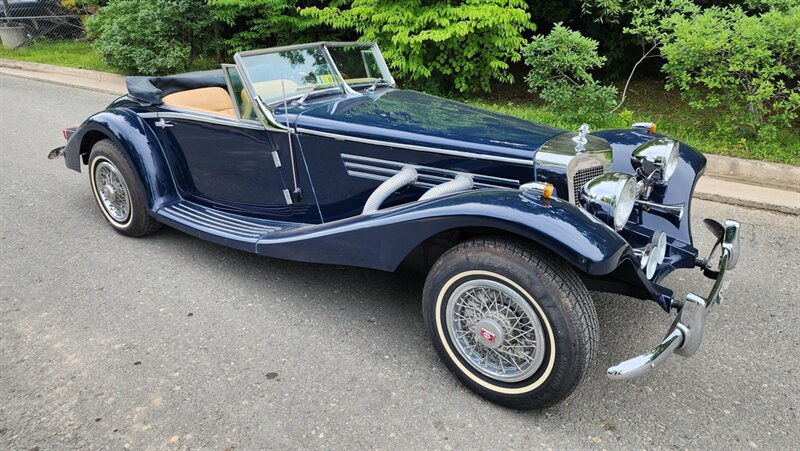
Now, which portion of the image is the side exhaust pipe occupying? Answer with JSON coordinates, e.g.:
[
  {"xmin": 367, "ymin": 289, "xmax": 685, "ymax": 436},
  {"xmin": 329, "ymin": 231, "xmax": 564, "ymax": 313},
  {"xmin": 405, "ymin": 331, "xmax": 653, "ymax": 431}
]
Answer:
[
  {"xmin": 362, "ymin": 166, "xmax": 418, "ymax": 214},
  {"xmin": 419, "ymin": 174, "xmax": 473, "ymax": 201}
]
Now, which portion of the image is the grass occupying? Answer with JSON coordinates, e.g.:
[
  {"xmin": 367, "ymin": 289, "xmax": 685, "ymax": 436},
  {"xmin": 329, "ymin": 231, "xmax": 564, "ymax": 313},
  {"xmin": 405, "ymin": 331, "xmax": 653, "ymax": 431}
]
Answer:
[
  {"xmin": 470, "ymin": 80, "xmax": 800, "ymax": 166},
  {"xmin": 2, "ymin": 41, "xmax": 797, "ymax": 165},
  {"xmin": 0, "ymin": 40, "xmax": 120, "ymax": 73},
  {"xmin": 0, "ymin": 39, "xmax": 218, "ymax": 74}
]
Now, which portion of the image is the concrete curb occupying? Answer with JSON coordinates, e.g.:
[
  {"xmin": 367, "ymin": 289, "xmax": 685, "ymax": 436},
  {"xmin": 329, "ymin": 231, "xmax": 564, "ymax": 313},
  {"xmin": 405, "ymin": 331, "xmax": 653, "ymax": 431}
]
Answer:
[
  {"xmin": 0, "ymin": 58, "xmax": 126, "ymax": 96},
  {"xmin": 0, "ymin": 58, "xmax": 125, "ymax": 83},
  {"xmin": 694, "ymin": 177, "xmax": 799, "ymax": 215},
  {"xmin": 1, "ymin": 58, "xmax": 797, "ymax": 215},
  {"xmin": 705, "ymin": 154, "xmax": 799, "ymax": 193}
]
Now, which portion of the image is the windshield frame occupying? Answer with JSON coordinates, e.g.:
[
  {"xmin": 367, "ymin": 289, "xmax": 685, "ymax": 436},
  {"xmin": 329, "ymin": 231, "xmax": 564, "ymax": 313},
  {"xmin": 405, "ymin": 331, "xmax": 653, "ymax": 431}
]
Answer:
[{"xmin": 233, "ymin": 42, "xmax": 395, "ymax": 130}]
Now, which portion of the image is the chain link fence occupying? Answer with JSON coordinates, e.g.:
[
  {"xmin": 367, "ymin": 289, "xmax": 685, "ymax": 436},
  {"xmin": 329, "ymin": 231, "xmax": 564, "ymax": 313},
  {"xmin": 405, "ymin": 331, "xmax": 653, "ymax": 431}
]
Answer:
[{"xmin": 1, "ymin": 0, "xmax": 85, "ymax": 48}]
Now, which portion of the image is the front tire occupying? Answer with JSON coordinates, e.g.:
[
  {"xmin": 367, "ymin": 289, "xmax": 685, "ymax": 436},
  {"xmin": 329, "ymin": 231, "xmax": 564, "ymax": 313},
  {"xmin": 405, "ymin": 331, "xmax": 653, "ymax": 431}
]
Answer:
[
  {"xmin": 88, "ymin": 139, "xmax": 162, "ymax": 237},
  {"xmin": 422, "ymin": 238, "xmax": 598, "ymax": 409}
]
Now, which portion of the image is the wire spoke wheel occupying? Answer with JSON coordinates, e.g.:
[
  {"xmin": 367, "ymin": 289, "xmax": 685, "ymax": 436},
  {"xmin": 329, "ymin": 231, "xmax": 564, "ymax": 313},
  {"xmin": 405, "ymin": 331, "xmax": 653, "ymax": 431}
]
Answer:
[
  {"xmin": 94, "ymin": 161, "xmax": 131, "ymax": 223},
  {"xmin": 445, "ymin": 279, "xmax": 546, "ymax": 383}
]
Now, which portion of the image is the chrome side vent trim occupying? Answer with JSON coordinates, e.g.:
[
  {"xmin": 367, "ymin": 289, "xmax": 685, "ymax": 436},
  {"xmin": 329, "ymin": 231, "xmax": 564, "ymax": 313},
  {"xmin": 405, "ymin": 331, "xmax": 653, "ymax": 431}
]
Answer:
[{"xmin": 341, "ymin": 154, "xmax": 519, "ymax": 190}]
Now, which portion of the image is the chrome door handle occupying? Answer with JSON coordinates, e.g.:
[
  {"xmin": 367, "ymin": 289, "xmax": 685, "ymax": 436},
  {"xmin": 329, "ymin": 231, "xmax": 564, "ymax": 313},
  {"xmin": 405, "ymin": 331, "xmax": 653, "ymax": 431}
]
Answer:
[{"xmin": 155, "ymin": 119, "xmax": 174, "ymax": 128}]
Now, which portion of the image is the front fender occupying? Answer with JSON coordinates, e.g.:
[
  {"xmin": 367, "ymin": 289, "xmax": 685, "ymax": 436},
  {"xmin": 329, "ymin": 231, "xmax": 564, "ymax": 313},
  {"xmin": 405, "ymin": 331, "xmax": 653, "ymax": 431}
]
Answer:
[
  {"xmin": 257, "ymin": 189, "xmax": 629, "ymax": 276},
  {"xmin": 64, "ymin": 109, "xmax": 178, "ymax": 211},
  {"xmin": 592, "ymin": 129, "xmax": 706, "ymax": 247}
]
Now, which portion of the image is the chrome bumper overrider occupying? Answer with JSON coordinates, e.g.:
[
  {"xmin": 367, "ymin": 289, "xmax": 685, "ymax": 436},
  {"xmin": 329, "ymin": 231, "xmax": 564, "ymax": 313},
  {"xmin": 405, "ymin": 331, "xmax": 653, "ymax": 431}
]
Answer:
[{"xmin": 607, "ymin": 219, "xmax": 741, "ymax": 380}]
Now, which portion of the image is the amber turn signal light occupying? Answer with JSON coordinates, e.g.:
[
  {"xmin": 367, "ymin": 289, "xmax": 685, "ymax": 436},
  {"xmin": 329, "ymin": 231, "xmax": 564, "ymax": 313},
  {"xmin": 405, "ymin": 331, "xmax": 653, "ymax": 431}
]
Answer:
[{"xmin": 542, "ymin": 183, "xmax": 554, "ymax": 199}]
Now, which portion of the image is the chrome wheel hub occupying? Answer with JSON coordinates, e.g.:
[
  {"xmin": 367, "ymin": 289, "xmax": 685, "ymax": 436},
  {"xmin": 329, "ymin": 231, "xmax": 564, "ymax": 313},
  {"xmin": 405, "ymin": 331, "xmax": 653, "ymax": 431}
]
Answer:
[
  {"xmin": 94, "ymin": 161, "xmax": 131, "ymax": 223},
  {"xmin": 101, "ymin": 184, "xmax": 116, "ymax": 201},
  {"xmin": 474, "ymin": 318, "xmax": 504, "ymax": 349},
  {"xmin": 446, "ymin": 279, "xmax": 546, "ymax": 382}
]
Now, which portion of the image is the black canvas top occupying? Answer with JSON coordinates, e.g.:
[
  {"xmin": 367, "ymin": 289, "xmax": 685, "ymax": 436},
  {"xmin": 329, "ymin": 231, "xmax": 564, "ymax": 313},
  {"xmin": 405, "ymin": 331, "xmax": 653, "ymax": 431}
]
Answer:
[{"xmin": 125, "ymin": 69, "xmax": 228, "ymax": 104}]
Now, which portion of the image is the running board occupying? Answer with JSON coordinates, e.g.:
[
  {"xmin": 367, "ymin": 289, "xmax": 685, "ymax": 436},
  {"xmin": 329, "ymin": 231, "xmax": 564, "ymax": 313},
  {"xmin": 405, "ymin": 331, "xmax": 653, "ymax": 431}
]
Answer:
[{"xmin": 156, "ymin": 201, "xmax": 298, "ymax": 252}]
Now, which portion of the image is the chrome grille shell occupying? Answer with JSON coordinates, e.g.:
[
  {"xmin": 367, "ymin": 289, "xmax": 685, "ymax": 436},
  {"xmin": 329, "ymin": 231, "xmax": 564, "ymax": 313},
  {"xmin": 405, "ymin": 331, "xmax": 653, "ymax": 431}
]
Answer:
[
  {"xmin": 568, "ymin": 155, "xmax": 612, "ymax": 204},
  {"xmin": 534, "ymin": 131, "xmax": 613, "ymax": 204}
]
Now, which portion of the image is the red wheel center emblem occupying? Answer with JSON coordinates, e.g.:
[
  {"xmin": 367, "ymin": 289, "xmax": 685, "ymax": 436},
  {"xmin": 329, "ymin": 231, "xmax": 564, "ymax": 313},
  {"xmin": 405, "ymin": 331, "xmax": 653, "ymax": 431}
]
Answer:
[{"xmin": 480, "ymin": 328, "xmax": 495, "ymax": 342}]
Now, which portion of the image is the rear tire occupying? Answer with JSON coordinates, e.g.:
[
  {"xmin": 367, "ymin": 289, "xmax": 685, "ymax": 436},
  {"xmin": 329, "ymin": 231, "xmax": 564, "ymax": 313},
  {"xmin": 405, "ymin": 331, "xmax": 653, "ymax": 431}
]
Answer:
[
  {"xmin": 88, "ymin": 139, "xmax": 162, "ymax": 237},
  {"xmin": 422, "ymin": 238, "xmax": 598, "ymax": 409}
]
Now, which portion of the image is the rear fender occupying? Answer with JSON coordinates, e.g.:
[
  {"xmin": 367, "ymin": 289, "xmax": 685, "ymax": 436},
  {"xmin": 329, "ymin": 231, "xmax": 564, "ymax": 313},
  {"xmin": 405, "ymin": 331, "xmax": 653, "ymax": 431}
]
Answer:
[
  {"xmin": 257, "ymin": 189, "xmax": 630, "ymax": 276},
  {"xmin": 64, "ymin": 109, "xmax": 178, "ymax": 211}
]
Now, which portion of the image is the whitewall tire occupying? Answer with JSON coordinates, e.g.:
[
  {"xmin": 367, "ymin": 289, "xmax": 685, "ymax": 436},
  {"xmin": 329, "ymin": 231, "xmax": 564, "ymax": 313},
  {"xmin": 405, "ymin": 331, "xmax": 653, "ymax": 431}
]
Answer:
[
  {"xmin": 422, "ymin": 238, "xmax": 598, "ymax": 409},
  {"xmin": 88, "ymin": 139, "xmax": 162, "ymax": 237}
]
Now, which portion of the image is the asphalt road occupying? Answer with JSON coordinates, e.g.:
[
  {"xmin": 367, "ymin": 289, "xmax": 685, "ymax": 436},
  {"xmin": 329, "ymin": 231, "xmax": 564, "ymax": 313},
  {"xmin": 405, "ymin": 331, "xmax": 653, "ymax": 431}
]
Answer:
[{"xmin": 1, "ymin": 74, "xmax": 799, "ymax": 450}]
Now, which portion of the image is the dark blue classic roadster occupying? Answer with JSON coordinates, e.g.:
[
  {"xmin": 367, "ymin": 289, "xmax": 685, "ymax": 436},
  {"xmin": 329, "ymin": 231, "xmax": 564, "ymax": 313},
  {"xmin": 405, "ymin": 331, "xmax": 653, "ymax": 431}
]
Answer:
[{"xmin": 50, "ymin": 42, "xmax": 740, "ymax": 409}]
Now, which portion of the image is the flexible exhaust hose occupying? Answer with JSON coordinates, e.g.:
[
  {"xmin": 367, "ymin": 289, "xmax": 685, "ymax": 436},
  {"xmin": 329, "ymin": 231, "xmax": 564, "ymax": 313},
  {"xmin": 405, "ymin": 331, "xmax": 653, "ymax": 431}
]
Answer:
[
  {"xmin": 419, "ymin": 174, "xmax": 474, "ymax": 201},
  {"xmin": 362, "ymin": 166, "xmax": 418, "ymax": 214}
]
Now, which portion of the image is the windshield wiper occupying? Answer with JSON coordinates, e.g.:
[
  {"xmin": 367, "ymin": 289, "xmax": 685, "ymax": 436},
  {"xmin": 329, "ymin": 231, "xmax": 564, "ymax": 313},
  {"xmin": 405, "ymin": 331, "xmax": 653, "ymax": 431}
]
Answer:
[
  {"xmin": 291, "ymin": 86, "xmax": 342, "ymax": 106},
  {"xmin": 366, "ymin": 78, "xmax": 385, "ymax": 93}
]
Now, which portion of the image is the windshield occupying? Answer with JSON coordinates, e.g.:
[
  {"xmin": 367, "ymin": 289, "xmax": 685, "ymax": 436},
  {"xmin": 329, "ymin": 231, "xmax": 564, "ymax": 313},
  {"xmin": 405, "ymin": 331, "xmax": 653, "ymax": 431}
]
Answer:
[
  {"xmin": 236, "ymin": 43, "xmax": 393, "ymax": 105},
  {"xmin": 326, "ymin": 45, "xmax": 388, "ymax": 87},
  {"xmin": 236, "ymin": 47, "xmax": 339, "ymax": 104}
]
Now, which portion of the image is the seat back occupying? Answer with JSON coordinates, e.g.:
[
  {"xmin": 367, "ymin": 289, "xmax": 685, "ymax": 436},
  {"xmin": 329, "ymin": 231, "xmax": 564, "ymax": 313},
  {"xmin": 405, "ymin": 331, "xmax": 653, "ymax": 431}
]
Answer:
[{"xmin": 162, "ymin": 87, "xmax": 236, "ymax": 118}]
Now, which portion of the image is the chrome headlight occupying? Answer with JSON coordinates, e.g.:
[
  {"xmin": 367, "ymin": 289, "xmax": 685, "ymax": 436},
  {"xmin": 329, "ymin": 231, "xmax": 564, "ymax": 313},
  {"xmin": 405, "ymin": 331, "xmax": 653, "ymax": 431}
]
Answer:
[
  {"xmin": 580, "ymin": 173, "xmax": 637, "ymax": 231},
  {"xmin": 631, "ymin": 138, "xmax": 680, "ymax": 184}
]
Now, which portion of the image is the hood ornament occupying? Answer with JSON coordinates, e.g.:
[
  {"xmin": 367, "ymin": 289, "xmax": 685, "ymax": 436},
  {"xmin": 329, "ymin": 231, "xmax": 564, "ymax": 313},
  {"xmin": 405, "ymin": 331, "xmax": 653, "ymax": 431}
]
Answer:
[{"xmin": 572, "ymin": 123, "xmax": 590, "ymax": 153}]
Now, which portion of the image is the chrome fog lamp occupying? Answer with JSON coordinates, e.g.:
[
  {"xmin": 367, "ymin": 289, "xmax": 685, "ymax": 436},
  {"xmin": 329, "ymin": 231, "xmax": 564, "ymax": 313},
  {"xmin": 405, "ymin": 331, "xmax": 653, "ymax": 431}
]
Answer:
[
  {"xmin": 580, "ymin": 173, "xmax": 637, "ymax": 231},
  {"xmin": 634, "ymin": 230, "xmax": 667, "ymax": 280},
  {"xmin": 634, "ymin": 244, "xmax": 659, "ymax": 280},
  {"xmin": 652, "ymin": 230, "xmax": 667, "ymax": 264},
  {"xmin": 631, "ymin": 138, "xmax": 680, "ymax": 184}
]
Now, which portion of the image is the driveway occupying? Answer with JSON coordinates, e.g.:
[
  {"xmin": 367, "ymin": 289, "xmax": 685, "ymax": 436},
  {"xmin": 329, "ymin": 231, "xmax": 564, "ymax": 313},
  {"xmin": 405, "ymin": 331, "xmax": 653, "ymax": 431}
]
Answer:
[{"xmin": 1, "ymin": 74, "xmax": 798, "ymax": 449}]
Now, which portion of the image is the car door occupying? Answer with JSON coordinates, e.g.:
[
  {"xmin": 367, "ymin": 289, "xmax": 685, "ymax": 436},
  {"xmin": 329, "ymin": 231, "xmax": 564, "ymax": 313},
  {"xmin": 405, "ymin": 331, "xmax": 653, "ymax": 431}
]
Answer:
[{"xmin": 153, "ymin": 67, "xmax": 293, "ymax": 218}]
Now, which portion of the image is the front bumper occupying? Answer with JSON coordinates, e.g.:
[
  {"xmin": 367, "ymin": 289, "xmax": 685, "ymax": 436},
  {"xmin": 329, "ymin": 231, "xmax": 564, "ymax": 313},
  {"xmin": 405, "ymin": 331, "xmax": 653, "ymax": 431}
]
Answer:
[{"xmin": 607, "ymin": 219, "xmax": 740, "ymax": 380}]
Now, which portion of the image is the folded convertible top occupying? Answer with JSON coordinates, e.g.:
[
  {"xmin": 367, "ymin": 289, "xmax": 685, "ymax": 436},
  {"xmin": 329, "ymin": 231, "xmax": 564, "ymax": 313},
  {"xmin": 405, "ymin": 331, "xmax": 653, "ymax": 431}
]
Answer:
[{"xmin": 125, "ymin": 70, "xmax": 228, "ymax": 104}]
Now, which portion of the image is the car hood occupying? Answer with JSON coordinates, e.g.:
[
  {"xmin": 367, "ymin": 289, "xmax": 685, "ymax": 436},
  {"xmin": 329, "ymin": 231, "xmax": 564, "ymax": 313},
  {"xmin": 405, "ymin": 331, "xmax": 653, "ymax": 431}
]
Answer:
[{"xmin": 291, "ymin": 89, "xmax": 564, "ymax": 163}]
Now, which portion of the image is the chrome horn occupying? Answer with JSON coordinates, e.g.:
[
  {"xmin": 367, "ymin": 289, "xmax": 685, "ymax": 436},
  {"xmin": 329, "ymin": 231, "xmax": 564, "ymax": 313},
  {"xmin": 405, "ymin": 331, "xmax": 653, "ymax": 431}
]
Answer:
[{"xmin": 635, "ymin": 199, "xmax": 685, "ymax": 220}]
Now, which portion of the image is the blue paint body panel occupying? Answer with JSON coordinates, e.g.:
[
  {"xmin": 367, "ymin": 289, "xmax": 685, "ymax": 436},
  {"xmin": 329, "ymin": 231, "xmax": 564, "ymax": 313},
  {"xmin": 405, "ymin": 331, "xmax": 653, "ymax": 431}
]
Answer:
[
  {"xmin": 60, "ymin": 88, "xmax": 708, "ymax": 312},
  {"xmin": 255, "ymin": 189, "xmax": 629, "ymax": 275},
  {"xmin": 63, "ymin": 108, "xmax": 180, "ymax": 211},
  {"xmin": 291, "ymin": 89, "xmax": 563, "ymax": 162}
]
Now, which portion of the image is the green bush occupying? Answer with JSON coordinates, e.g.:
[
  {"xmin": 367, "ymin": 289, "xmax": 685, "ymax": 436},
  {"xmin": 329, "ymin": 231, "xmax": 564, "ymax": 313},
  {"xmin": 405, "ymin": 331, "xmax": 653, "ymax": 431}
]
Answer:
[
  {"xmin": 301, "ymin": 0, "xmax": 534, "ymax": 94},
  {"xmin": 522, "ymin": 23, "xmax": 617, "ymax": 122},
  {"xmin": 660, "ymin": 3, "xmax": 800, "ymax": 139},
  {"xmin": 86, "ymin": 0, "xmax": 217, "ymax": 75}
]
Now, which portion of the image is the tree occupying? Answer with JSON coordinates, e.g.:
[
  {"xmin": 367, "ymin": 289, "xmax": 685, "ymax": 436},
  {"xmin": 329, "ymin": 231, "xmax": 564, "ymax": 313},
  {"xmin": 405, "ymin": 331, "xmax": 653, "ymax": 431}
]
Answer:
[{"xmin": 302, "ymin": 0, "xmax": 535, "ymax": 94}]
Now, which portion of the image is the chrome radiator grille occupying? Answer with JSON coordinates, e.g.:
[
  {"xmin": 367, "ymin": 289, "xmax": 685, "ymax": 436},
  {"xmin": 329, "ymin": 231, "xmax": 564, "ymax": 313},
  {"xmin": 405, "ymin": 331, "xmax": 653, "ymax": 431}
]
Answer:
[{"xmin": 570, "ymin": 163, "xmax": 609, "ymax": 205}]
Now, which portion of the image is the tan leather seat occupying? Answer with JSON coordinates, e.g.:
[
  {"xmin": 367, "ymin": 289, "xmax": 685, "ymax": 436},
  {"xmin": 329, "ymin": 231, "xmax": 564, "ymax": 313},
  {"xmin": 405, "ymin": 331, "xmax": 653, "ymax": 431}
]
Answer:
[{"xmin": 162, "ymin": 87, "xmax": 236, "ymax": 118}]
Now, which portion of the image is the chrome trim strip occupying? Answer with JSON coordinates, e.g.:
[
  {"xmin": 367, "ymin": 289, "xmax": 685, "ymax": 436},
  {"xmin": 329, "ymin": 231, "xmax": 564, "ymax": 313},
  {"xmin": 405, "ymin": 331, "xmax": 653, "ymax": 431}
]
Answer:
[
  {"xmin": 236, "ymin": 41, "xmax": 372, "ymax": 58},
  {"xmin": 343, "ymin": 153, "xmax": 519, "ymax": 184},
  {"xmin": 302, "ymin": 129, "xmax": 533, "ymax": 166},
  {"xmin": 341, "ymin": 153, "xmax": 519, "ymax": 190},
  {"xmin": 138, "ymin": 111, "xmax": 264, "ymax": 130}
]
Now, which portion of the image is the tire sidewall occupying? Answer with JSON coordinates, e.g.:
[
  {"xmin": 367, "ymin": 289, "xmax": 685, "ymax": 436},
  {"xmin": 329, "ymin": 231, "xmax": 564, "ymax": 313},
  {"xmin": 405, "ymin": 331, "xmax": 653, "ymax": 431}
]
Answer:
[
  {"xmin": 88, "ymin": 141, "xmax": 147, "ymax": 233},
  {"xmin": 423, "ymin": 243, "xmax": 587, "ymax": 407}
]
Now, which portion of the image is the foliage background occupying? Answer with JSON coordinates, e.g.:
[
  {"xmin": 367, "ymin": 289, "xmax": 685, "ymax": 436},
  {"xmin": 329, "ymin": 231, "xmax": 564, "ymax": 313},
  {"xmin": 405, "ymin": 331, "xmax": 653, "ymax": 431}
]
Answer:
[{"xmin": 8, "ymin": 0, "xmax": 795, "ymax": 164}]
